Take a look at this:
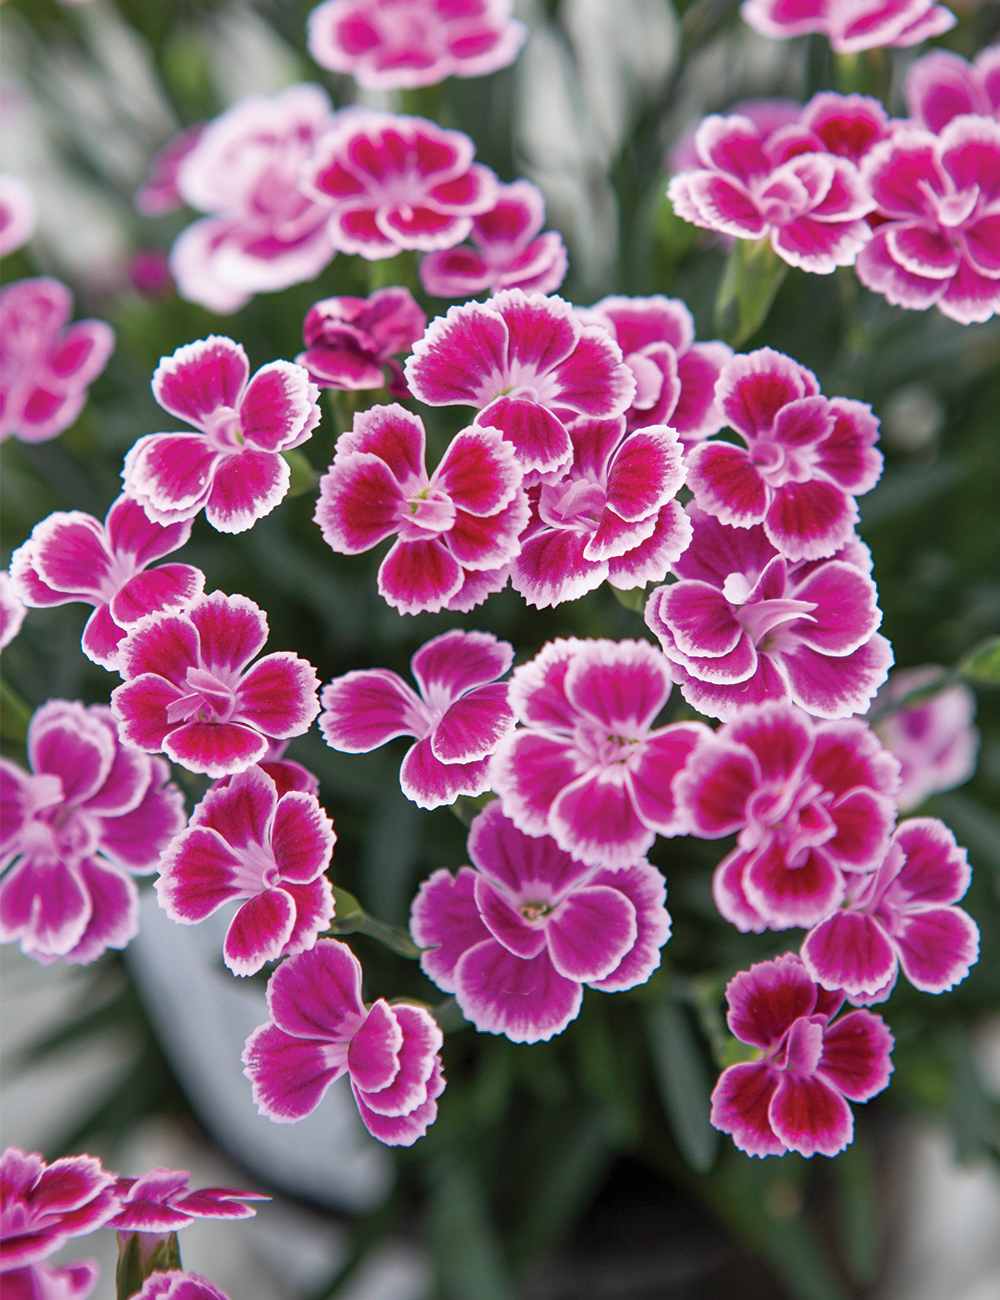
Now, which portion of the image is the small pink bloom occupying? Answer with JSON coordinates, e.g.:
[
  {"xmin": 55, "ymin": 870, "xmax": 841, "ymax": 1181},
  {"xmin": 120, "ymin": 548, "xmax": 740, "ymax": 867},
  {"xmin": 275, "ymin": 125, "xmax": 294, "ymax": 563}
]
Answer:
[
  {"xmin": 2, "ymin": 1259, "xmax": 99, "ymax": 1299},
  {"xmin": 490, "ymin": 637, "xmax": 709, "ymax": 868},
  {"xmin": 313, "ymin": 403, "xmax": 527, "ymax": 615},
  {"xmin": 10, "ymin": 496, "xmax": 204, "ymax": 670},
  {"xmin": 0, "ymin": 1147, "xmax": 118, "ymax": 1269},
  {"xmin": 308, "ymin": 0, "xmax": 527, "ymax": 89},
  {"xmin": 410, "ymin": 802, "xmax": 672, "ymax": 1043},
  {"xmin": 0, "ymin": 278, "xmax": 114, "ymax": 444},
  {"xmin": 797, "ymin": 92, "xmax": 893, "ymax": 166},
  {"xmin": 111, "ymin": 590, "xmax": 321, "ymax": 779},
  {"xmin": 134, "ymin": 124, "xmax": 205, "ymax": 217},
  {"xmin": 0, "ymin": 572, "xmax": 27, "ymax": 651},
  {"xmin": 906, "ymin": 43, "xmax": 1000, "ymax": 133},
  {"xmin": 135, "ymin": 1274, "xmax": 229, "ymax": 1300},
  {"xmin": 741, "ymin": 0, "xmax": 955, "ymax": 54},
  {"xmin": 0, "ymin": 175, "xmax": 36, "ymax": 257},
  {"xmin": 710, "ymin": 954, "xmax": 893, "ymax": 1158},
  {"xmin": 123, "ymin": 336, "xmax": 320, "ymax": 534},
  {"xmin": 243, "ymin": 939, "xmax": 446, "ymax": 1146},
  {"xmin": 129, "ymin": 250, "xmax": 174, "ymax": 299},
  {"xmin": 298, "ymin": 287, "xmax": 426, "ymax": 396},
  {"xmin": 107, "ymin": 1168, "xmax": 267, "ymax": 1234}
]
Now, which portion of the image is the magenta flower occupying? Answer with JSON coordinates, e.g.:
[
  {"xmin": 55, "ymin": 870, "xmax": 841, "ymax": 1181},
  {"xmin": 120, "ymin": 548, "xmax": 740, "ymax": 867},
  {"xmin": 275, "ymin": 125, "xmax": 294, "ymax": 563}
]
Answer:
[
  {"xmin": 136, "ymin": 1274, "xmax": 229, "ymax": 1300},
  {"xmin": 801, "ymin": 818, "xmax": 979, "ymax": 1001},
  {"xmin": 871, "ymin": 667, "xmax": 979, "ymax": 811},
  {"xmin": 856, "ymin": 116, "xmax": 1000, "ymax": 326},
  {"xmin": 111, "ymin": 590, "xmax": 321, "ymax": 779},
  {"xmin": 9, "ymin": 496, "xmax": 204, "ymax": 670},
  {"xmin": 308, "ymin": 0, "xmax": 527, "ymax": 89},
  {"xmin": 298, "ymin": 287, "xmax": 426, "ymax": 395},
  {"xmin": 123, "ymin": 336, "xmax": 320, "ymax": 535},
  {"xmin": 0, "ymin": 175, "xmax": 36, "ymax": 257},
  {"xmin": 740, "ymin": 0, "xmax": 955, "ymax": 53},
  {"xmin": 134, "ymin": 123, "xmax": 205, "ymax": 217},
  {"xmin": 645, "ymin": 507, "xmax": 893, "ymax": 720},
  {"xmin": 0, "ymin": 1147, "xmax": 118, "ymax": 1269},
  {"xmin": 107, "ymin": 1168, "xmax": 266, "ymax": 1233},
  {"xmin": 302, "ymin": 110, "xmax": 497, "ymax": 259},
  {"xmin": 0, "ymin": 573, "xmax": 26, "ymax": 652},
  {"xmin": 0, "ymin": 701, "xmax": 185, "ymax": 964},
  {"xmin": 795, "ymin": 92, "xmax": 893, "ymax": 166},
  {"xmin": 243, "ymin": 939, "xmax": 446, "ymax": 1146},
  {"xmin": 155, "ymin": 765, "xmax": 335, "ymax": 976},
  {"xmin": 313, "ymin": 403, "xmax": 527, "ymax": 615},
  {"xmin": 710, "ymin": 955, "xmax": 893, "ymax": 1158},
  {"xmin": 410, "ymin": 802, "xmax": 672, "ymax": 1043},
  {"xmin": 406, "ymin": 290, "xmax": 636, "ymax": 481},
  {"xmin": 510, "ymin": 417, "xmax": 691, "ymax": 609},
  {"xmin": 3, "ymin": 1259, "xmax": 99, "ymax": 1299},
  {"xmin": 906, "ymin": 44, "xmax": 1000, "ymax": 133},
  {"xmin": 319, "ymin": 629, "xmax": 514, "ymax": 808},
  {"xmin": 420, "ymin": 179, "xmax": 568, "ymax": 298},
  {"xmin": 0, "ymin": 278, "xmax": 114, "ymax": 444},
  {"xmin": 674, "ymin": 702, "xmax": 899, "ymax": 932},
  {"xmin": 490, "ymin": 638, "xmax": 708, "ymax": 868}
]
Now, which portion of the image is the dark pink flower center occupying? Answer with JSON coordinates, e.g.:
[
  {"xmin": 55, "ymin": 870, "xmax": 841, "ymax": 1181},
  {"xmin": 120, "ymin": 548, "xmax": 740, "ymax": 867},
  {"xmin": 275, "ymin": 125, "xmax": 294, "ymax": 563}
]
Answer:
[{"xmin": 166, "ymin": 666, "xmax": 238, "ymax": 724}]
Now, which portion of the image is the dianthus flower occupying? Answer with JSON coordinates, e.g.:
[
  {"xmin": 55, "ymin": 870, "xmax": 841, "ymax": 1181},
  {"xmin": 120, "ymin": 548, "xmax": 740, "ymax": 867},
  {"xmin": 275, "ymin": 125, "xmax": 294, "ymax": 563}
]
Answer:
[
  {"xmin": 405, "ymin": 290, "xmax": 636, "ymax": 481},
  {"xmin": 856, "ymin": 116, "xmax": 1000, "ymax": 326},
  {"xmin": 10, "ymin": 497, "xmax": 204, "ymax": 670},
  {"xmin": 871, "ymin": 667, "xmax": 978, "ymax": 811},
  {"xmin": 4, "ymin": 1259, "xmax": 99, "ymax": 1298},
  {"xmin": 410, "ymin": 802, "xmax": 672, "ymax": 1043},
  {"xmin": 906, "ymin": 44, "xmax": 1000, "ymax": 133},
  {"xmin": 307, "ymin": 0, "xmax": 527, "ymax": 89},
  {"xmin": 490, "ymin": 638, "xmax": 708, "ymax": 868},
  {"xmin": 155, "ymin": 765, "xmax": 335, "ymax": 976},
  {"xmin": 302, "ymin": 110, "xmax": 497, "ymax": 259},
  {"xmin": 298, "ymin": 287, "xmax": 426, "ymax": 395},
  {"xmin": 136, "ymin": 1275, "xmax": 229, "ymax": 1300},
  {"xmin": 0, "ymin": 702, "xmax": 185, "ymax": 964},
  {"xmin": 0, "ymin": 278, "xmax": 114, "ymax": 444},
  {"xmin": 710, "ymin": 954, "xmax": 893, "ymax": 1158},
  {"xmin": 0, "ymin": 1147, "xmax": 118, "ymax": 1268},
  {"xmin": 510, "ymin": 417, "xmax": 691, "ymax": 609},
  {"xmin": 0, "ymin": 175, "xmax": 36, "ymax": 257},
  {"xmin": 134, "ymin": 124, "xmax": 205, "ymax": 217},
  {"xmin": 0, "ymin": 573, "xmax": 26, "ymax": 651},
  {"xmin": 111, "ymin": 591, "xmax": 321, "ymax": 779},
  {"xmin": 107, "ymin": 1168, "xmax": 266, "ymax": 1233},
  {"xmin": 320, "ymin": 629, "xmax": 514, "ymax": 808},
  {"xmin": 740, "ymin": 0, "xmax": 955, "ymax": 54},
  {"xmin": 243, "ymin": 939, "xmax": 446, "ymax": 1146},
  {"xmin": 420, "ymin": 179, "xmax": 568, "ymax": 298},
  {"xmin": 674, "ymin": 702, "xmax": 899, "ymax": 932},
  {"xmin": 123, "ymin": 336, "xmax": 320, "ymax": 534},
  {"xmin": 313, "ymin": 403, "xmax": 527, "ymax": 615}
]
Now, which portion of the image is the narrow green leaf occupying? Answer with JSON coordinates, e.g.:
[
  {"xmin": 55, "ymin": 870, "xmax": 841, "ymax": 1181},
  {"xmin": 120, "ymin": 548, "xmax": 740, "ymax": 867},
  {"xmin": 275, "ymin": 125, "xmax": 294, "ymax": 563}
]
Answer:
[
  {"xmin": 0, "ymin": 676, "xmax": 32, "ymax": 742},
  {"xmin": 834, "ymin": 1131, "xmax": 880, "ymax": 1286},
  {"xmin": 647, "ymin": 1001, "xmax": 719, "ymax": 1172},
  {"xmin": 428, "ymin": 1159, "xmax": 513, "ymax": 1300},
  {"xmin": 960, "ymin": 635, "xmax": 1000, "ymax": 684},
  {"xmin": 715, "ymin": 237, "xmax": 788, "ymax": 346}
]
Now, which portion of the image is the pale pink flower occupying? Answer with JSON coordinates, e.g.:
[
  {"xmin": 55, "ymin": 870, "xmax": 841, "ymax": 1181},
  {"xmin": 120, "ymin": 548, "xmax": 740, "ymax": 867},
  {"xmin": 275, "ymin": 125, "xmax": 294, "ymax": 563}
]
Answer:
[
  {"xmin": 0, "ymin": 1147, "xmax": 118, "ymax": 1269},
  {"xmin": 135, "ymin": 1274, "xmax": 229, "ymax": 1300},
  {"xmin": 298, "ymin": 287, "xmax": 426, "ymax": 395},
  {"xmin": 0, "ymin": 175, "xmax": 36, "ymax": 257},
  {"xmin": 3, "ymin": 1259, "xmax": 99, "ymax": 1299},
  {"xmin": 741, "ymin": 0, "xmax": 955, "ymax": 54},
  {"xmin": 0, "ymin": 573, "xmax": 26, "ymax": 651},
  {"xmin": 871, "ymin": 666, "xmax": 978, "ymax": 811},
  {"xmin": 906, "ymin": 44, "xmax": 1000, "ymax": 133},
  {"xmin": 107, "ymin": 1168, "xmax": 266, "ymax": 1233}
]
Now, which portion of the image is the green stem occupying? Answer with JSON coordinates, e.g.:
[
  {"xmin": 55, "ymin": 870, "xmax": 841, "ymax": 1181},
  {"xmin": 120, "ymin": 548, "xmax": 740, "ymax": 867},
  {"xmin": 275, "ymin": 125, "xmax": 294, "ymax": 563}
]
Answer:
[
  {"xmin": 0, "ymin": 676, "xmax": 32, "ymax": 743},
  {"xmin": 329, "ymin": 885, "xmax": 422, "ymax": 959},
  {"xmin": 367, "ymin": 249, "xmax": 419, "ymax": 294}
]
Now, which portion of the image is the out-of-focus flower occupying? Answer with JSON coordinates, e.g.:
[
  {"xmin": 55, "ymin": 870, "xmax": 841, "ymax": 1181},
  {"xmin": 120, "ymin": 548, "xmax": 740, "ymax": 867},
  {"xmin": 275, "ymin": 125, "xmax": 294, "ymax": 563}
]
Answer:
[
  {"xmin": 129, "ymin": 250, "xmax": 174, "ymax": 299},
  {"xmin": 134, "ymin": 125, "xmax": 205, "ymax": 218},
  {"xmin": 2, "ymin": 1259, "xmax": 99, "ymax": 1299},
  {"xmin": 905, "ymin": 43, "xmax": 1000, "ymax": 132},
  {"xmin": 298, "ymin": 288, "xmax": 426, "ymax": 396},
  {"xmin": 0, "ymin": 573, "xmax": 26, "ymax": 651},
  {"xmin": 740, "ymin": 0, "xmax": 955, "ymax": 54},
  {"xmin": 135, "ymin": 1273, "xmax": 230, "ymax": 1300},
  {"xmin": 107, "ymin": 1168, "xmax": 266, "ymax": 1233},
  {"xmin": 871, "ymin": 666, "xmax": 979, "ymax": 810},
  {"xmin": 0, "ymin": 176, "xmax": 36, "ymax": 257},
  {"xmin": 0, "ymin": 1147, "xmax": 117, "ymax": 1269}
]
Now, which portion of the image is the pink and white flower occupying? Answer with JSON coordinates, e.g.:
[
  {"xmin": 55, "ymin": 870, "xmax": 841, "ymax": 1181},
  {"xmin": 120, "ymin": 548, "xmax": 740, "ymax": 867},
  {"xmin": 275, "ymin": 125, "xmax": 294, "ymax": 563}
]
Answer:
[
  {"xmin": 111, "ymin": 591, "xmax": 321, "ymax": 779},
  {"xmin": 298, "ymin": 287, "xmax": 426, "ymax": 395},
  {"xmin": 410, "ymin": 801, "xmax": 672, "ymax": 1043},
  {"xmin": 906, "ymin": 44, "xmax": 1000, "ymax": 133},
  {"xmin": 0, "ymin": 1147, "xmax": 118, "ymax": 1269},
  {"xmin": 740, "ymin": 0, "xmax": 955, "ymax": 54},
  {"xmin": 3, "ymin": 1259, "xmax": 99, "ymax": 1299},
  {"xmin": 0, "ymin": 573, "xmax": 26, "ymax": 652},
  {"xmin": 0, "ymin": 176, "xmax": 36, "ymax": 257},
  {"xmin": 134, "ymin": 124, "xmax": 205, "ymax": 217},
  {"xmin": 135, "ymin": 1274, "xmax": 229, "ymax": 1300},
  {"xmin": 710, "ymin": 954, "xmax": 893, "ymax": 1158},
  {"xmin": 243, "ymin": 939, "xmax": 445, "ymax": 1146},
  {"xmin": 123, "ymin": 336, "xmax": 320, "ymax": 535},
  {"xmin": 107, "ymin": 1168, "xmax": 266, "ymax": 1233}
]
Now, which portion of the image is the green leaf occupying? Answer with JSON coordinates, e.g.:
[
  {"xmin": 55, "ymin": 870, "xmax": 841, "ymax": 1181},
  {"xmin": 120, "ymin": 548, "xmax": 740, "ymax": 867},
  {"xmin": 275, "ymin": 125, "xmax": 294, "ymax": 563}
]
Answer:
[
  {"xmin": 715, "ymin": 237, "xmax": 789, "ymax": 347},
  {"xmin": 0, "ymin": 676, "xmax": 32, "ymax": 742},
  {"xmin": 281, "ymin": 448, "xmax": 319, "ymax": 498},
  {"xmin": 647, "ymin": 1001, "xmax": 719, "ymax": 1172},
  {"xmin": 960, "ymin": 635, "xmax": 1000, "ymax": 684},
  {"xmin": 834, "ymin": 1131, "xmax": 880, "ymax": 1286},
  {"xmin": 610, "ymin": 583, "xmax": 647, "ymax": 613},
  {"xmin": 328, "ymin": 885, "xmax": 422, "ymax": 959},
  {"xmin": 116, "ymin": 1231, "xmax": 182, "ymax": 1299},
  {"xmin": 428, "ymin": 1158, "xmax": 513, "ymax": 1300}
]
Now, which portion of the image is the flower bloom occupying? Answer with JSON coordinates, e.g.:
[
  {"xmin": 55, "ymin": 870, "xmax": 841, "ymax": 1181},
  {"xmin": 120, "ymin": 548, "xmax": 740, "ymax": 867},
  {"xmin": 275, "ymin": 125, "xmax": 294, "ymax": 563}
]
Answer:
[
  {"xmin": 136, "ymin": 1274, "xmax": 230, "ymax": 1300},
  {"xmin": 0, "ymin": 175, "xmax": 36, "ymax": 257},
  {"xmin": 710, "ymin": 954, "xmax": 893, "ymax": 1158},
  {"xmin": 905, "ymin": 44, "xmax": 1000, "ymax": 133},
  {"xmin": 0, "ymin": 701, "xmax": 185, "ymax": 964},
  {"xmin": 644, "ymin": 507, "xmax": 893, "ymax": 721},
  {"xmin": 855, "ymin": 116, "xmax": 1000, "ymax": 326},
  {"xmin": 674, "ymin": 702, "xmax": 900, "ymax": 932},
  {"xmin": 320, "ymin": 629, "xmax": 514, "ymax": 808},
  {"xmin": 9, "ymin": 497, "xmax": 204, "ymax": 670},
  {"xmin": 123, "ymin": 336, "xmax": 320, "ymax": 535},
  {"xmin": 155, "ymin": 765, "xmax": 335, "ymax": 976},
  {"xmin": 0, "ymin": 573, "xmax": 26, "ymax": 651},
  {"xmin": 871, "ymin": 667, "xmax": 978, "ymax": 811},
  {"xmin": 134, "ymin": 124, "xmax": 205, "ymax": 217},
  {"xmin": 302, "ymin": 110, "xmax": 497, "ymax": 259},
  {"xmin": 4, "ymin": 1259, "xmax": 99, "ymax": 1299},
  {"xmin": 0, "ymin": 1146, "xmax": 118, "ymax": 1268},
  {"xmin": 490, "ymin": 638, "xmax": 708, "ymax": 868},
  {"xmin": 313, "ymin": 403, "xmax": 527, "ymax": 615},
  {"xmin": 0, "ymin": 278, "xmax": 114, "ymax": 444},
  {"xmin": 510, "ymin": 417, "xmax": 691, "ymax": 609},
  {"xmin": 801, "ymin": 818, "xmax": 979, "ymax": 1001},
  {"xmin": 307, "ymin": 0, "xmax": 527, "ymax": 89},
  {"xmin": 107, "ymin": 1168, "xmax": 266, "ymax": 1233},
  {"xmin": 243, "ymin": 939, "xmax": 445, "ymax": 1146},
  {"xmin": 740, "ymin": 0, "xmax": 955, "ymax": 54},
  {"xmin": 410, "ymin": 802, "xmax": 672, "ymax": 1043},
  {"xmin": 420, "ymin": 179, "xmax": 567, "ymax": 298},
  {"xmin": 405, "ymin": 290, "xmax": 636, "ymax": 481},
  {"xmin": 111, "ymin": 590, "xmax": 321, "ymax": 779},
  {"xmin": 298, "ymin": 287, "xmax": 426, "ymax": 395}
]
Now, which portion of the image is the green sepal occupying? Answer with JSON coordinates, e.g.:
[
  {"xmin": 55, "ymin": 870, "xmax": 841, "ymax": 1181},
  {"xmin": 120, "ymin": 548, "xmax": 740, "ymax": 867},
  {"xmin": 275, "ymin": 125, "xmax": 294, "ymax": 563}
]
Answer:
[
  {"xmin": 115, "ymin": 1231, "xmax": 182, "ymax": 1300},
  {"xmin": 715, "ymin": 236, "xmax": 789, "ymax": 346}
]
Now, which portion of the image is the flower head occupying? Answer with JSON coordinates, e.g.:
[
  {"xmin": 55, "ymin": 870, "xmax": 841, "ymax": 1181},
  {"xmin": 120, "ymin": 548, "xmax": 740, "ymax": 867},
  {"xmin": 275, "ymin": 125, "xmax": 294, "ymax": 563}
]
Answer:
[
  {"xmin": 0, "ymin": 1147, "xmax": 118, "ymax": 1269},
  {"xmin": 905, "ymin": 43, "xmax": 1000, "ymax": 134},
  {"xmin": 740, "ymin": 0, "xmax": 955, "ymax": 54},
  {"xmin": 107, "ymin": 1168, "xmax": 267, "ymax": 1234},
  {"xmin": 136, "ymin": 1275, "xmax": 230, "ymax": 1300},
  {"xmin": 298, "ymin": 287, "xmax": 426, "ymax": 395},
  {"xmin": 871, "ymin": 667, "xmax": 978, "ymax": 811}
]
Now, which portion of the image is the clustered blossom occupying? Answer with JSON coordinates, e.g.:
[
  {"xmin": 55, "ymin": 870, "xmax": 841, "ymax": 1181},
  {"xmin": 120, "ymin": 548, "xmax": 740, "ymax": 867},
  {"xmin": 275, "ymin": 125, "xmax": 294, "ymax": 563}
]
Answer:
[
  {"xmin": 741, "ymin": 0, "xmax": 955, "ymax": 53},
  {"xmin": 871, "ymin": 667, "xmax": 979, "ymax": 811},
  {"xmin": 0, "ymin": 1147, "xmax": 117, "ymax": 1269},
  {"xmin": 298, "ymin": 287, "xmax": 426, "ymax": 395}
]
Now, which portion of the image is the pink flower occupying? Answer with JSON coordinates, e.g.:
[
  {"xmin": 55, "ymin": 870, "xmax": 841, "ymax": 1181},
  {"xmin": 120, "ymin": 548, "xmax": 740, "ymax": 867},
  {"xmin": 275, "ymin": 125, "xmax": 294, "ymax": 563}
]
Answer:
[
  {"xmin": 308, "ymin": 0, "xmax": 527, "ymax": 89},
  {"xmin": 856, "ymin": 115, "xmax": 1000, "ymax": 326},
  {"xmin": 3, "ymin": 1259, "xmax": 99, "ymax": 1300},
  {"xmin": 740, "ymin": 0, "xmax": 955, "ymax": 54},
  {"xmin": 710, "ymin": 954, "xmax": 893, "ymax": 1158},
  {"xmin": 0, "ymin": 573, "xmax": 26, "ymax": 651},
  {"xmin": 0, "ymin": 278, "xmax": 114, "ymax": 444},
  {"xmin": 319, "ymin": 629, "xmax": 514, "ymax": 808},
  {"xmin": 123, "ymin": 336, "xmax": 320, "ymax": 535},
  {"xmin": 111, "ymin": 591, "xmax": 321, "ymax": 779},
  {"xmin": 302, "ymin": 110, "xmax": 497, "ymax": 259},
  {"xmin": 243, "ymin": 939, "xmax": 446, "ymax": 1146},
  {"xmin": 644, "ymin": 507, "xmax": 894, "ymax": 720},
  {"xmin": 135, "ymin": 1274, "xmax": 229, "ymax": 1300},
  {"xmin": 405, "ymin": 290, "xmax": 636, "ymax": 481},
  {"xmin": 107, "ymin": 1168, "xmax": 267, "ymax": 1233},
  {"xmin": 410, "ymin": 802, "xmax": 672, "ymax": 1043},
  {"xmin": 134, "ymin": 124, "xmax": 205, "ymax": 217},
  {"xmin": 668, "ymin": 115, "xmax": 875, "ymax": 274},
  {"xmin": 674, "ymin": 702, "xmax": 900, "ymax": 932},
  {"xmin": 510, "ymin": 417, "xmax": 691, "ymax": 609},
  {"xmin": 871, "ymin": 667, "xmax": 979, "ymax": 811},
  {"xmin": 313, "ymin": 403, "xmax": 527, "ymax": 615},
  {"xmin": 155, "ymin": 766, "xmax": 335, "ymax": 976},
  {"xmin": 297, "ymin": 287, "xmax": 426, "ymax": 395},
  {"xmin": 0, "ymin": 175, "xmax": 36, "ymax": 257},
  {"xmin": 489, "ymin": 638, "xmax": 708, "ymax": 868},
  {"xmin": 0, "ymin": 1147, "xmax": 118, "ymax": 1269},
  {"xmin": 9, "ymin": 497, "xmax": 204, "ymax": 670},
  {"xmin": 169, "ymin": 86, "xmax": 336, "ymax": 314},
  {"xmin": 0, "ymin": 701, "xmax": 185, "ymax": 964},
  {"xmin": 906, "ymin": 44, "xmax": 1000, "ymax": 133},
  {"xmin": 420, "ymin": 179, "xmax": 567, "ymax": 298}
]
